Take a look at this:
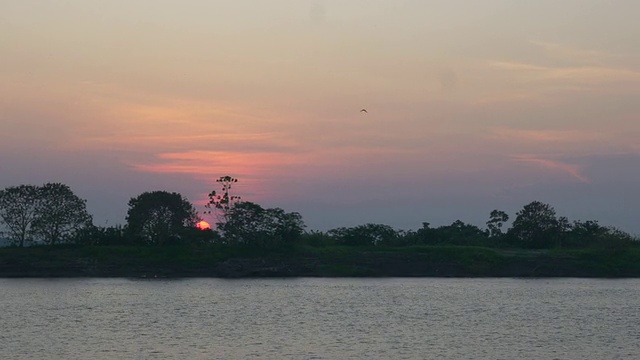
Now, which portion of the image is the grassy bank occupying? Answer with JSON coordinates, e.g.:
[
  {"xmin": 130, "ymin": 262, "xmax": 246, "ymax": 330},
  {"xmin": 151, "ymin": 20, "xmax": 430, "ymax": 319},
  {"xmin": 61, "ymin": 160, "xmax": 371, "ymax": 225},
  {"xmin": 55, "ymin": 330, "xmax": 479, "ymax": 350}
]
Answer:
[{"xmin": 1, "ymin": 244, "xmax": 639, "ymax": 278}]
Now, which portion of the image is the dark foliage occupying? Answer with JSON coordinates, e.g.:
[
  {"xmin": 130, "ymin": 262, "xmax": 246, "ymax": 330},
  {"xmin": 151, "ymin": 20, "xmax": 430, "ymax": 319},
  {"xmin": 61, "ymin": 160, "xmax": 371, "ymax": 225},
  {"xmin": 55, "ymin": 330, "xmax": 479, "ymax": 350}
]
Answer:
[
  {"xmin": 32, "ymin": 183, "xmax": 93, "ymax": 245},
  {"xmin": 328, "ymin": 224, "xmax": 400, "ymax": 246},
  {"xmin": 410, "ymin": 221, "xmax": 490, "ymax": 247},
  {"xmin": 299, "ymin": 230, "xmax": 337, "ymax": 247},
  {"xmin": 0, "ymin": 183, "xmax": 92, "ymax": 246},
  {"xmin": 508, "ymin": 201, "xmax": 561, "ymax": 248},
  {"xmin": 205, "ymin": 176, "xmax": 241, "ymax": 221},
  {"xmin": 219, "ymin": 201, "xmax": 305, "ymax": 247},
  {"xmin": 1, "ymin": 180, "xmax": 637, "ymax": 253},
  {"xmin": 126, "ymin": 191, "xmax": 200, "ymax": 245},
  {"xmin": 487, "ymin": 210, "xmax": 509, "ymax": 238},
  {"xmin": 0, "ymin": 185, "xmax": 40, "ymax": 247}
]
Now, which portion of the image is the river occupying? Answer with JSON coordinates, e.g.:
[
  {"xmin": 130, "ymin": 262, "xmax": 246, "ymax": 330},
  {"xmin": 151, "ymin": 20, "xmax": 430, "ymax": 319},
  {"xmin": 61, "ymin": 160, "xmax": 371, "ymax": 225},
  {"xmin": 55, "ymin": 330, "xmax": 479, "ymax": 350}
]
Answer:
[{"xmin": 1, "ymin": 278, "xmax": 638, "ymax": 359}]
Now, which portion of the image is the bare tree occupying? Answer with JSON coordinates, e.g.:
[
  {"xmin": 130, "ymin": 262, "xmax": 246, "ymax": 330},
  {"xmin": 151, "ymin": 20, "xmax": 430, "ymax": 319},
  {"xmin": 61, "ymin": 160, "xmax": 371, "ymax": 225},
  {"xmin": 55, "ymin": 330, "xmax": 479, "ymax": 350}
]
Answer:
[
  {"xmin": 31, "ymin": 183, "xmax": 93, "ymax": 245},
  {"xmin": 0, "ymin": 185, "xmax": 40, "ymax": 247},
  {"xmin": 205, "ymin": 176, "xmax": 241, "ymax": 224}
]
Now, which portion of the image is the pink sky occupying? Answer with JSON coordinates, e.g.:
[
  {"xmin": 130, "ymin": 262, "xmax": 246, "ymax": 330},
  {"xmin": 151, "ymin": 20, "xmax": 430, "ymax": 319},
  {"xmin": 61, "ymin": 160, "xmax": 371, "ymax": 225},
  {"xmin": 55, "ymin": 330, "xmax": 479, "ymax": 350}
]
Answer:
[{"xmin": 2, "ymin": 1, "xmax": 640, "ymax": 233}]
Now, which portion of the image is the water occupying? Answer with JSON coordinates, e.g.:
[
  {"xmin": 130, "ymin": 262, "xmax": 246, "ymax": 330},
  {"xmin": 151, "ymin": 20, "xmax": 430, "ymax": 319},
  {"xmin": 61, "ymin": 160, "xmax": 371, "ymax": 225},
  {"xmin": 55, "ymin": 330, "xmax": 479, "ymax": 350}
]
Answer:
[{"xmin": 1, "ymin": 278, "xmax": 639, "ymax": 359}]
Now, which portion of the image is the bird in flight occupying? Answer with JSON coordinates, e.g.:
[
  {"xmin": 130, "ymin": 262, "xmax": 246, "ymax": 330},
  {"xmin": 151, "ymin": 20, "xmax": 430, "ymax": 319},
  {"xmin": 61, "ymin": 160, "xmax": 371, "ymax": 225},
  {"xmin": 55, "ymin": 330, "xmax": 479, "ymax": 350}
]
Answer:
[{"xmin": 360, "ymin": 108, "xmax": 368, "ymax": 113}]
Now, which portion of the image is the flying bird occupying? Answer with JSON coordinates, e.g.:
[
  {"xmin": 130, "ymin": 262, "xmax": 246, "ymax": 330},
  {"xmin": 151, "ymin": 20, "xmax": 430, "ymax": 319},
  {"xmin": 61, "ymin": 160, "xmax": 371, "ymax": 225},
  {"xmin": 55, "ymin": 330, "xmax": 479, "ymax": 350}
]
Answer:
[{"xmin": 360, "ymin": 108, "xmax": 368, "ymax": 113}]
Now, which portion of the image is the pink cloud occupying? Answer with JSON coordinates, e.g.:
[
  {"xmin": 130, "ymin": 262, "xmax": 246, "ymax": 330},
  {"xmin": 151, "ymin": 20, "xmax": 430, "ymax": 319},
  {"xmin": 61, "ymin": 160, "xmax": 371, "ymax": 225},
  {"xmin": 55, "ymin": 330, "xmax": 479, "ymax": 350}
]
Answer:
[
  {"xmin": 529, "ymin": 40, "xmax": 624, "ymax": 65},
  {"xmin": 491, "ymin": 128, "xmax": 602, "ymax": 143},
  {"xmin": 489, "ymin": 61, "xmax": 640, "ymax": 85},
  {"xmin": 131, "ymin": 150, "xmax": 303, "ymax": 177},
  {"xmin": 129, "ymin": 150, "xmax": 307, "ymax": 200},
  {"xmin": 512, "ymin": 154, "xmax": 589, "ymax": 183}
]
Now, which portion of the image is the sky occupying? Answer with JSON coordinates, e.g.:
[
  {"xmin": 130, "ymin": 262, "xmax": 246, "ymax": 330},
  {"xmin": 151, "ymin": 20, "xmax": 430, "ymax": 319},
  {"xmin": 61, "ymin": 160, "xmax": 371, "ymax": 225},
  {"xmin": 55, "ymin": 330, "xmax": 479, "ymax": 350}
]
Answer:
[{"xmin": 2, "ymin": 1, "xmax": 640, "ymax": 234}]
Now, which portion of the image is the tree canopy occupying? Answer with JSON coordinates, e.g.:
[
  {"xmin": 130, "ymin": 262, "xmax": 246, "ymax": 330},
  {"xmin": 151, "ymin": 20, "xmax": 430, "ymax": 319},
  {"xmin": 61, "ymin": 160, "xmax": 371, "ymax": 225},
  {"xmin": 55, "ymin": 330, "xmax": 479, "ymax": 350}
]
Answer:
[
  {"xmin": 487, "ymin": 210, "xmax": 509, "ymax": 238},
  {"xmin": 0, "ymin": 185, "xmax": 40, "ymax": 247},
  {"xmin": 31, "ymin": 183, "xmax": 93, "ymax": 245},
  {"xmin": 126, "ymin": 191, "xmax": 200, "ymax": 245},
  {"xmin": 219, "ymin": 201, "xmax": 305, "ymax": 247},
  {"xmin": 329, "ymin": 224, "xmax": 400, "ymax": 246},
  {"xmin": 0, "ymin": 183, "xmax": 92, "ymax": 246},
  {"xmin": 1, "ymin": 180, "xmax": 636, "ymax": 252},
  {"xmin": 508, "ymin": 201, "xmax": 560, "ymax": 248}
]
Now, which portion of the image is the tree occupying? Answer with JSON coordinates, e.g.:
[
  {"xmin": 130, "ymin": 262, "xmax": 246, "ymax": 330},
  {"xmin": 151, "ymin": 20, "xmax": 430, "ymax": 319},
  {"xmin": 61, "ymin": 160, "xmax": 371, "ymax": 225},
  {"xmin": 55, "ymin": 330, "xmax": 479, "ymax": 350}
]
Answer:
[
  {"xmin": 508, "ymin": 201, "xmax": 560, "ymax": 248},
  {"xmin": 0, "ymin": 185, "xmax": 40, "ymax": 247},
  {"xmin": 410, "ymin": 221, "xmax": 488, "ymax": 246},
  {"xmin": 300, "ymin": 230, "xmax": 337, "ymax": 247},
  {"xmin": 219, "ymin": 201, "xmax": 305, "ymax": 247},
  {"xmin": 0, "ymin": 183, "xmax": 92, "ymax": 246},
  {"xmin": 487, "ymin": 210, "xmax": 509, "ymax": 238},
  {"xmin": 565, "ymin": 220, "xmax": 634, "ymax": 250},
  {"xmin": 205, "ymin": 176, "xmax": 241, "ymax": 222},
  {"xmin": 31, "ymin": 183, "xmax": 93, "ymax": 245},
  {"xmin": 434, "ymin": 220, "xmax": 489, "ymax": 245},
  {"xmin": 126, "ymin": 191, "xmax": 200, "ymax": 245},
  {"xmin": 328, "ymin": 223, "xmax": 399, "ymax": 246},
  {"xmin": 412, "ymin": 222, "xmax": 436, "ymax": 245},
  {"xmin": 72, "ymin": 224, "xmax": 127, "ymax": 246},
  {"xmin": 556, "ymin": 216, "xmax": 571, "ymax": 248}
]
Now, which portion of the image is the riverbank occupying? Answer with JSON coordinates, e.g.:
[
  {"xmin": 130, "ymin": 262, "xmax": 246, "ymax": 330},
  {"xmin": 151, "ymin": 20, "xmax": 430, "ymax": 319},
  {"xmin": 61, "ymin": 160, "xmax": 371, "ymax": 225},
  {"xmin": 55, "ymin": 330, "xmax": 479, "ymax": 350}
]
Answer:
[{"xmin": 1, "ymin": 245, "xmax": 639, "ymax": 278}]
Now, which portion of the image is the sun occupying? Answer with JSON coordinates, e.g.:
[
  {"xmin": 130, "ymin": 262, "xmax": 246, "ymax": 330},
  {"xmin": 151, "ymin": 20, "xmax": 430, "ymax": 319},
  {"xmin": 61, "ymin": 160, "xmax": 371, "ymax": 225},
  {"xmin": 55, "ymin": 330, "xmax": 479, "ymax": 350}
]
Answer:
[{"xmin": 196, "ymin": 220, "xmax": 211, "ymax": 230}]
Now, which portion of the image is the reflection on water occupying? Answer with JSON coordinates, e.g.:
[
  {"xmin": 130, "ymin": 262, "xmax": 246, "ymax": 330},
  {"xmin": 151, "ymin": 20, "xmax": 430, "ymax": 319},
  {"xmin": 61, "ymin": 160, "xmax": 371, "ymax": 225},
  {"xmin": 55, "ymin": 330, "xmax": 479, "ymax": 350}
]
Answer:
[{"xmin": 1, "ymin": 278, "xmax": 639, "ymax": 359}]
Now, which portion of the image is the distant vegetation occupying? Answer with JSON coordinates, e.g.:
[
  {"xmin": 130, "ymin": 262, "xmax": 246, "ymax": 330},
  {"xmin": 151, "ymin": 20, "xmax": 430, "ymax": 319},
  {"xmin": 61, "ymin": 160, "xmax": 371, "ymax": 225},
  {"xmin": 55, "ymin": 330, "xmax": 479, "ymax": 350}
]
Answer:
[
  {"xmin": 0, "ymin": 183, "xmax": 92, "ymax": 247},
  {"xmin": 1, "ymin": 178, "xmax": 635, "ymax": 250},
  {"xmin": 1, "ymin": 177, "xmax": 638, "ymax": 277}
]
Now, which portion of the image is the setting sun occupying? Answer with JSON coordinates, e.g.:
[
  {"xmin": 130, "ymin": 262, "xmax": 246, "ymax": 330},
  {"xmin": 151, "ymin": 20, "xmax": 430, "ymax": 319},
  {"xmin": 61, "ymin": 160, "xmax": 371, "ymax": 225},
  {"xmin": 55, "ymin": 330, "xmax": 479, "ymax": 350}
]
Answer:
[{"xmin": 196, "ymin": 221, "xmax": 211, "ymax": 230}]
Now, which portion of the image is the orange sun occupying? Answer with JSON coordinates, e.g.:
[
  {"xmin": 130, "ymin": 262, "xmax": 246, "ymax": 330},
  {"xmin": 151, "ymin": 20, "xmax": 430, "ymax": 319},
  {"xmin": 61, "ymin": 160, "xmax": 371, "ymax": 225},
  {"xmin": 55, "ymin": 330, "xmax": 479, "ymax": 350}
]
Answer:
[{"xmin": 196, "ymin": 220, "xmax": 211, "ymax": 230}]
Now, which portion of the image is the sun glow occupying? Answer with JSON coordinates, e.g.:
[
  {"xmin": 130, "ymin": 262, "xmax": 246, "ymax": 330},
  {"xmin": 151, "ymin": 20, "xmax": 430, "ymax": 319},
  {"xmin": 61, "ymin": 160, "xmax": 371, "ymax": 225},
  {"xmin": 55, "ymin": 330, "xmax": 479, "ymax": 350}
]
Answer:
[{"xmin": 196, "ymin": 221, "xmax": 211, "ymax": 230}]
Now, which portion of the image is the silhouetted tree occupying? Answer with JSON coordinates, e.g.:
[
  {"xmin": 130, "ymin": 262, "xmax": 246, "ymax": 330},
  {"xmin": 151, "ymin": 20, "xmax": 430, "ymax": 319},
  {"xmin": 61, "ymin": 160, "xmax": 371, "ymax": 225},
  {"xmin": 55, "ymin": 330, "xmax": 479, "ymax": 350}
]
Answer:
[
  {"xmin": 418, "ymin": 220, "xmax": 488, "ymax": 246},
  {"xmin": 487, "ymin": 210, "xmax": 509, "ymax": 238},
  {"xmin": 31, "ymin": 183, "xmax": 93, "ymax": 245},
  {"xmin": 220, "ymin": 201, "xmax": 305, "ymax": 247},
  {"xmin": 180, "ymin": 226, "xmax": 222, "ymax": 245},
  {"xmin": 411, "ymin": 221, "xmax": 489, "ymax": 246},
  {"xmin": 329, "ymin": 223, "xmax": 399, "ymax": 246},
  {"xmin": 205, "ymin": 176, "xmax": 241, "ymax": 222},
  {"xmin": 555, "ymin": 216, "xmax": 571, "ymax": 248},
  {"xmin": 72, "ymin": 225, "xmax": 129, "ymax": 246},
  {"xmin": 126, "ymin": 191, "xmax": 200, "ymax": 245},
  {"xmin": 591, "ymin": 227, "xmax": 635, "ymax": 252},
  {"xmin": 412, "ymin": 222, "xmax": 436, "ymax": 245},
  {"xmin": 565, "ymin": 220, "xmax": 605, "ymax": 247},
  {"xmin": 300, "ymin": 230, "xmax": 337, "ymax": 247},
  {"xmin": 563, "ymin": 220, "xmax": 634, "ymax": 250},
  {"xmin": 508, "ymin": 201, "xmax": 560, "ymax": 248},
  {"xmin": 0, "ymin": 185, "xmax": 40, "ymax": 247}
]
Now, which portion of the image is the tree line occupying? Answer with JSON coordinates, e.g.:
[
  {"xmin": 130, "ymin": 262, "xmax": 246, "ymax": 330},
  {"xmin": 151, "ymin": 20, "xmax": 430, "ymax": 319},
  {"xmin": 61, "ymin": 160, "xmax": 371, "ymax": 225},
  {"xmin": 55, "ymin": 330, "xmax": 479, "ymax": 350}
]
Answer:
[
  {"xmin": 0, "ymin": 177, "xmax": 636, "ymax": 250},
  {"xmin": 0, "ymin": 183, "xmax": 92, "ymax": 247}
]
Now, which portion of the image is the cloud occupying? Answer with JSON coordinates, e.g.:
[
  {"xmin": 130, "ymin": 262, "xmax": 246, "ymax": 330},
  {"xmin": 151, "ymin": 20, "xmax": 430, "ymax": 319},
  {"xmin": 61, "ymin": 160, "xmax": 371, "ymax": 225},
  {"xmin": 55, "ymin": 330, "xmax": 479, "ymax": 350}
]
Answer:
[
  {"xmin": 511, "ymin": 154, "xmax": 589, "ymax": 183},
  {"xmin": 545, "ymin": 66, "xmax": 640, "ymax": 84},
  {"xmin": 131, "ymin": 150, "xmax": 304, "ymax": 178},
  {"xmin": 129, "ymin": 149, "xmax": 309, "ymax": 201},
  {"xmin": 490, "ymin": 128, "xmax": 603, "ymax": 143},
  {"xmin": 487, "ymin": 41, "xmax": 640, "ymax": 97},
  {"xmin": 76, "ymin": 132, "xmax": 298, "ymax": 154},
  {"xmin": 529, "ymin": 40, "xmax": 624, "ymax": 65},
  {"xmin": 56, "ymin": 86, "xmax": 304, "ymax": 154},
  {"xmin": 489, "ymin": 61, "xmax": 548, "ymax": 72},
  {"xmin": 490, "ymin": 61, "xmax": 640, "ymax": 84},
  {"xmin": 472, "ymin": 91, "xmax": 541, "ymax": 106}
]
